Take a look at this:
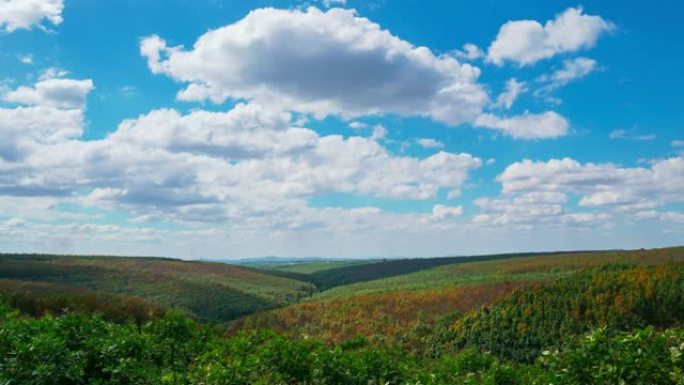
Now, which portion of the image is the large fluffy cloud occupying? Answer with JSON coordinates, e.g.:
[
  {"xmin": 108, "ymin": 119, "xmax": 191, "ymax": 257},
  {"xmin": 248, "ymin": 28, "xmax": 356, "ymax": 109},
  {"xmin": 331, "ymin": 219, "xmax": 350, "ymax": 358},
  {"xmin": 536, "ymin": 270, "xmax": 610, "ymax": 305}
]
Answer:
[
  {"xmin": 0, "ymin": 0, "xmax": 63, "ymax": 32},
  {"xmin": 140, "ymin": 7, "xmax": 488, "ymax": 125},
  {"xmin": 487, "ymin": 7, "xmax": 614, "ymax": 66},
  {"xmin": 108, "ymin": 103, "xmax": 482, "ymax": 200}
]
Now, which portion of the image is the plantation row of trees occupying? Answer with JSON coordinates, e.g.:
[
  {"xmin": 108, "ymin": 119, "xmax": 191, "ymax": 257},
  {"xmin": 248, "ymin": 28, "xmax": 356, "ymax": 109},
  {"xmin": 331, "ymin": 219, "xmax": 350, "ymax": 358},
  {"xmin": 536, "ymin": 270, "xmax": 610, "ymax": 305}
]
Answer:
[
  {"xmin": 451, "ymin": 264, "xmax": 684, "ymax": 362},
  {"xmin": 302, "ymin": 252, "xmax": 568, "ymax": 290},
  {"xmin": 0, "ymin": 279, "xmax": 164, "ymax": 325},
  {"xmin": 1, "ymin": 299, "xmax": 683, "ymax": 384}
]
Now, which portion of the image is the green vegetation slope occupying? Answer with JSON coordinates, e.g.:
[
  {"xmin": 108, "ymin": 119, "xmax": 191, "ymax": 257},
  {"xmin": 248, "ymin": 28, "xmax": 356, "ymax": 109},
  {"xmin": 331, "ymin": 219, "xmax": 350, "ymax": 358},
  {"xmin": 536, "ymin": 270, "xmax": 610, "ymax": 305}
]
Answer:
[{"xmin": 0, "ymin": 254, "xmax": 315, "ymax": 322}]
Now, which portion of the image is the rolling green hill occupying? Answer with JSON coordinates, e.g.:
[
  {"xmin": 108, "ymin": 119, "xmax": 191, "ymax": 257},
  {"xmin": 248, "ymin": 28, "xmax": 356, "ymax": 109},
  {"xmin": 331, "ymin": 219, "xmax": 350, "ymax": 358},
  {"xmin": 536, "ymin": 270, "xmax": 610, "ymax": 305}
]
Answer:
[
  {"xmin": 0, "ymin": 278, "xmax": 163, "ymax": 324},
  {"xmin": 233, "ymin": 247, "xmax": 684, "ymax": 345},
  {"xmin": 2, "ymin": 247, "xmax": 682, "ymax": 328},
  {"xmin": 451, "ymin": 263, "xmax": 684, "ymax": 362},
  {"xmin": 3, "ymin": 256, "xmax": 684, "ymax": 384},
  {"xmin": 258, "ymin": 260, "xmax": 374, "ymax": 274},
  {"xmin": 313, "ymin": 247, "xmax": 684, "ymax": 298},
  {"xmin": 286, "ymin": 251, "xmax": 592, "ymax": 290},
  {"xmin": 0, "ymin": 254, "xmax": 316, "ymax": 322}
]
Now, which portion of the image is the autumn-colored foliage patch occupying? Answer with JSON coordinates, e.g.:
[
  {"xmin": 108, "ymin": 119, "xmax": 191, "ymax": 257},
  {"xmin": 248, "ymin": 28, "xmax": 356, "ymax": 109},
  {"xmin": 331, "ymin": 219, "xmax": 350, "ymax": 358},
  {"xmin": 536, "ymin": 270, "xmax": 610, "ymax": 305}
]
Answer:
[
  {"xmin": 451, "ymin": 263, "xmax": 684, "ymax": 362},
  {"xmin": 231, "ymin": 281, "xmax": 536, "ymax": 345}
]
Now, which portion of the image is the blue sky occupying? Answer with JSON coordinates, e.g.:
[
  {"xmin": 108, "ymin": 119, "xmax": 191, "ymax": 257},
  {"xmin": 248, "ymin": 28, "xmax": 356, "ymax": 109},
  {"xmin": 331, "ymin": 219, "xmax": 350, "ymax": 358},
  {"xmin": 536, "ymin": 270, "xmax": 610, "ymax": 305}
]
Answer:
[{"xmin": 0, "ymin": 0, "xmax": 682, "ymax": 259}]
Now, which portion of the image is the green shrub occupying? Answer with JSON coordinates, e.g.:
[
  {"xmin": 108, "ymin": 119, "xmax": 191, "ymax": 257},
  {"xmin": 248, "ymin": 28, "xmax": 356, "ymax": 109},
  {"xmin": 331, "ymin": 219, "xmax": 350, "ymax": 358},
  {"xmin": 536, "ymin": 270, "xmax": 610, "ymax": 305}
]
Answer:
[{"xmin": 540, "ymin": 327, "xmax": 684, "ymax": 385}]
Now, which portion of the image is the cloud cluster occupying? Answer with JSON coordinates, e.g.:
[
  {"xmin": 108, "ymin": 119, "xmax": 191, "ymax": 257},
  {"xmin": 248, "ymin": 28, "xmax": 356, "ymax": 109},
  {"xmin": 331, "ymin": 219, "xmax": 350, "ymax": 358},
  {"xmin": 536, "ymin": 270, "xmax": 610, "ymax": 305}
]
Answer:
[
  {"xmin": 487, "ymin": 7, "xmax": 613, "ymax": 66},
  {"xmin": 472, "ymin": 192, "xmax": 610, "ymax": 229},
  {"xmin": 432, "ymin": 204, "xmax": 463, "ymax": 220},
  {"xmin": 3, "ymin": 77, "xmax": 94, "ymax": 109},
  {"xmin": 0, "ymin": 75, "xmax": 93, "ymax": 161},
  {"xmin": 140, "ymin": 7, "xmax": 488, "ymax": 126},
  {"xmin": 0, "ymin": 0, "xmax": 63, "ymax": 32},
  {"xmin": 138, "ymin": 6, "xmax": 578, "ymax": 142},
  {"xmin": 469, "ymin": 156, "xmax": 684, "ymax": 231},
  {"xmin": 498, "ymin": 157, "xmax": 684, "ymax": 211},
  {"xmin": 636, "ymin": 211, "xmax": 684, "ymax": 223},
  {"xmin": 3, "ymin": 4, "xmax": 677, "ymax": 257},
  {"xmin": 0, "ymin": 76, "xmax": 483, "ymax": 235}
]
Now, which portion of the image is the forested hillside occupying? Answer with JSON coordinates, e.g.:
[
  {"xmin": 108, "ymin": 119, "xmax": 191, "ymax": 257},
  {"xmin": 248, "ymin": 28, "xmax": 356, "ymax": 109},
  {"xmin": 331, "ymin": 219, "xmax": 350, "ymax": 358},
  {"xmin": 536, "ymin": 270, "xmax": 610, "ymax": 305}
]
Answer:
[
  {"xmin": 451, "ymin": 263, "xmax": 684, "ymax": 362},
  {"xmin": 234, "ymin": 247, "xmax": 684, "ymax": 344},
  {"xmin": 0, "ymin": 254, "xmax": 315, "ymax": 321},
  {"xmin": 2, "ymin": 248, "xmax": 684, "ymax": 383},
  {"xmin": 2, "ymin": 262, "xmax": 684, "ymax": 384},
  {"xmin": 0, "ymin": 279, "xmax": 163, "ymax": 324},
  {"xmin": 314, "ymin": 247, "xmax": 684, "ymax": 297},
  {"xmin": 286, "ymin": 251, "xmax": 591, "ymax": 290}
]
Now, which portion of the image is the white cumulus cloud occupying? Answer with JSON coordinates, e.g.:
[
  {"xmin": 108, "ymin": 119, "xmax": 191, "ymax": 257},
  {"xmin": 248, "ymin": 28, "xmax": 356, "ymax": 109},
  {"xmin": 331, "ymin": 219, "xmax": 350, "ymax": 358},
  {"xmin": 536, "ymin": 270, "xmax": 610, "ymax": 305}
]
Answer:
[
  {"xmin": 493, "ymin": 78, "xmax": 528, "ymax": 109},
  {"xmin": 416, "ymin": 138, "xmax": 444, "ymax": 149},
  {"xmin": 475, "ymin": 111, "xmax": 569, "ymax": 139},
  {"xmin": 487, "ymin": 7, "xmax": 614, "ymax": 66},
  {"xmin": 452, "ymin": 43, "xmax": 484, "ymax": 60},
  {"xmin": 3, "ymin": 77, "xmax": 94, "ymax": 109},
  {"xmin": 498, "ymin": 157, "xmax": 684, "ymax": 210},
  {"xmin": 140, "ymin": 7, "xmax": 488, "ymax": 126},
  {"xmin": 0, "ymin": 76, "xmax": 93, "ymax": 161},
  {"xmin": 0, "ymin": 0, "xmax": 63, "ymax": 32},
  {"xmin": 0, "ymin": 99, "xmax": 483, "ymax": 231},
  {"xmin": 536, "ymin": 57, "xmax": 597, "ymax": 95},
  {"xmin": 432, "ymin": 204, "xmax": 463, "ymax": 220},
  {"xmin": 471, "ymin": 191, "xmax": 609, "ymax": 229},
  {"xmin": 608, "ymin": 129, "xmax": 655, "ymax": 141}
]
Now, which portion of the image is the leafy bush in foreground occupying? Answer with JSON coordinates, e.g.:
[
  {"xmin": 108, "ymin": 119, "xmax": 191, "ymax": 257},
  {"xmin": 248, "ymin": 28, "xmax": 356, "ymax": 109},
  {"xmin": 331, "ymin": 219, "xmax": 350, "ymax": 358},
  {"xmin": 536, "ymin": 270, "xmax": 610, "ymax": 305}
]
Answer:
[
  {"xmin": 540, "ymin": 326, "xmax": 684, "ymax": 385},
  {"xmin": 1, "ymin": 297, "xmax": 684, "ymax": 384}
]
